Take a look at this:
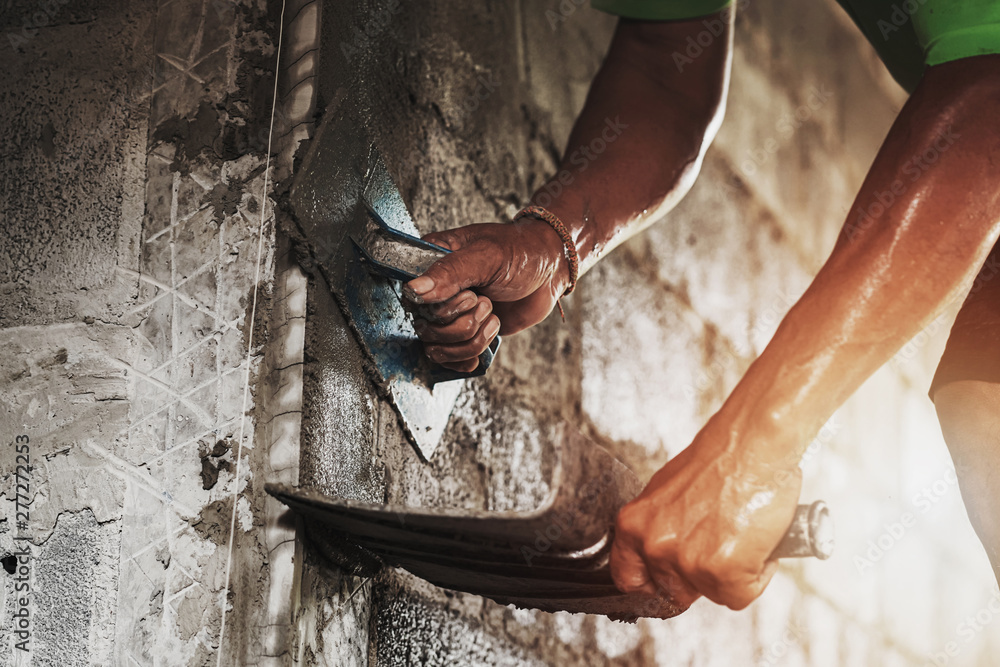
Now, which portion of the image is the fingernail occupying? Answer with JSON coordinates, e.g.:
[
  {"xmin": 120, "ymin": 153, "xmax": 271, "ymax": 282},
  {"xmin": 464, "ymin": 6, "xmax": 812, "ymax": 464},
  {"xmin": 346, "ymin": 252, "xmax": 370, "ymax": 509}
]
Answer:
[
  {"xmin": 408, "ymin": 276, "xmax": 434, "ymax": 295},
  {"xmin": 425, "ymin": 346, "xmax": 440, "ymax": 362},
  {"xmin": 484, "ymin": 318, "xmax": 500, "ymax": 339},
  {"xmin": 460, "ymin": 292, "xmax": 477, "ymax": 311},
  {"xmin": 474, "ymin": 301, "xmax": 490, "ymax": 322}
]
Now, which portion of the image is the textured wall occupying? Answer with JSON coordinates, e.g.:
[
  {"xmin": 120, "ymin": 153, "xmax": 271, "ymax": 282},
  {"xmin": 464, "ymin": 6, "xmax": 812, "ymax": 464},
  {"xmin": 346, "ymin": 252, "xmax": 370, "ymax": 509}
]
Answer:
[
  {"xmin": 295, "ymin": 0, "xmax": 1000, "ymax": 666},
  {"xmin": 1, "ymin": 0, "xmax": 999, "ymax": 665}
]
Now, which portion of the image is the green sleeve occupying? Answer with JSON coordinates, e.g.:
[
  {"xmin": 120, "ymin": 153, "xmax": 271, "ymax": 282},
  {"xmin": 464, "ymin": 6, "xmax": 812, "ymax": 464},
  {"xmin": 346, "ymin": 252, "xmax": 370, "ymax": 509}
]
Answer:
[
  {"xmin": 913, "ymin": 0, "xmax": 1000, "ymax": 66},
  {"xmin": 591, "ymin": 0, "xmax": 733, "ymax": 21}
]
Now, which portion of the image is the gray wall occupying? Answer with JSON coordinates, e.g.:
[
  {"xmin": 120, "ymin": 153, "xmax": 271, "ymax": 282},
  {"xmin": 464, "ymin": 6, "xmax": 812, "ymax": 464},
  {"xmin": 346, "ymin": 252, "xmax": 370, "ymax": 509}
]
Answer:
[{"xmin": 1, "ymin": 0, "xmax": 998, "ymax": 665}]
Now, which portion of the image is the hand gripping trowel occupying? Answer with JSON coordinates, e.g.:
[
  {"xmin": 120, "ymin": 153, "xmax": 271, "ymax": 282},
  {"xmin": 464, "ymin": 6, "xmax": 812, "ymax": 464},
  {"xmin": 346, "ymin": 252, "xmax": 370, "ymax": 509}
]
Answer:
[
  {"xmin": 286, "ymin": 109, "xmax": 504, "ymax": 460},
  {"xmin": 268, "ymin": 422, "xmax": 833, "ymax": 621}
]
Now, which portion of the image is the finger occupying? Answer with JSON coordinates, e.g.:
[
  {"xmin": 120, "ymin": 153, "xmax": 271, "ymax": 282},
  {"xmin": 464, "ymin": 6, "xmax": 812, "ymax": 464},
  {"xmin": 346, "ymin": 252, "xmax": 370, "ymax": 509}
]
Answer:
[
  {"xmin": 423, "ymin": 315, "xmax": 500, "ymax": 365},
  {"xmin": 421, "ymin": 231, "xmax": 460, "ymax": 251},
  {"xmin": 415, "ymin": 299, "xmax": 492, "ymax": 344},
  {"xmin": 646, "ymin": 561, "xmax": 701, "ymax": 610},
  {"xmin": 609, "ymin": 536, "xmax": 659, "ymax": 597},
  {"xmin": 417, "ymin": 290, "xmax": 478, "ymax": 324},
  {"xmin": 714, "ymin": 559, "xmax": 779, "ymax": 611},
  {"xmin": 403, "ymin": 244, "xmax": 502, "ymax": 305}
]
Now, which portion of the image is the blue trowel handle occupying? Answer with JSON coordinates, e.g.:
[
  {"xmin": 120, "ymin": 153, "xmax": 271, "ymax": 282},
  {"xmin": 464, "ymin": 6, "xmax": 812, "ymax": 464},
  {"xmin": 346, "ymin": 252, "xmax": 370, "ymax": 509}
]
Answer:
[{"xmin": 354, "ymin": 202, "xmax": 501, "ymax": 380}]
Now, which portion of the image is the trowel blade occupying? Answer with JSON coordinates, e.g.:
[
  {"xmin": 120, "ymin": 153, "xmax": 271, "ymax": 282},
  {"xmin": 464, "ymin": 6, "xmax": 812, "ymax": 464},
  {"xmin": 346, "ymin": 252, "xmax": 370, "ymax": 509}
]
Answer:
[
  {"xmin": 350, "ymin": 202, "xmax": 450, "ymax": 283},
  {"xmin": 268, "ymin": 422, "xmax": 683, "ymax": 621},
  {"xmin": 269, "ymin": 420, "xmax": 833, "ymax": 621},
  {"xmin": 287, "ymin": 107, "xmax": 465, "ymax": 460}
]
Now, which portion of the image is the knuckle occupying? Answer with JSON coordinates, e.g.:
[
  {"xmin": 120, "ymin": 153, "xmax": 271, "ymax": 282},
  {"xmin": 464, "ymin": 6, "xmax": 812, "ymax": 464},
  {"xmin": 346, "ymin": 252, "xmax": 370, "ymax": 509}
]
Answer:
[
  {"xmin": 702, "ymin": 548, "xmax": 732, "ymax": 573},
  {"xmin": 641, "ymin": 535, "xmax": 674, "ymax": 565},
  {"xmin": 610, "ymin": 558, "xmax": 646, "ymax": 593},
  {"xmin": 701, "ymin": 551, "xmax": 740, "ymax": 584},
  {"xmin": 617, "ymin": 578, "xmax": 646, "ymax": 594},
  {"xmin": 615, "ymin": 504, "xmax": 646, "ymax": 540},
  {"xmin": 434, "ymin": 232, "xmax": 460, "ymax": 249},
  {"xmin": 470, "ymin": 327, "xmax": 489, "ymax": 351},
  {"xmin": 435, "ymin": 259, "xmax": 461, "ymax": 283},
  {"xmin": 416, "ymin": 324, "xmax": 438, "ymax": 341},
  {"xmin": 674, "ymin": 551, "xmax": 699, "ymax": 579}
]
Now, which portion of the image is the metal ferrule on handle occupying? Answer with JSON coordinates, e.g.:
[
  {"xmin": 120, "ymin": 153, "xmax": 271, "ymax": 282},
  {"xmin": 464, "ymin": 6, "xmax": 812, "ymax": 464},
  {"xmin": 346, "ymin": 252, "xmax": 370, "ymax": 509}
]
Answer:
[{"xmin": 772, "ymin": 501, "xmax": 835, "ymax": 560}]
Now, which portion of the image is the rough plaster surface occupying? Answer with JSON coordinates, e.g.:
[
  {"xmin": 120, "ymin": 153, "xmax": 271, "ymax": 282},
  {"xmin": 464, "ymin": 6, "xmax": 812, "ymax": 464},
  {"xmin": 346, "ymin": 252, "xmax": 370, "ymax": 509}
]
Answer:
[
  {"xmin": 0, "ymin": 0, "xmax": 150, "ymax": 328},
  {"xmin": 1, "ymin": 0, "xmax": 999, "ymax": 665}
]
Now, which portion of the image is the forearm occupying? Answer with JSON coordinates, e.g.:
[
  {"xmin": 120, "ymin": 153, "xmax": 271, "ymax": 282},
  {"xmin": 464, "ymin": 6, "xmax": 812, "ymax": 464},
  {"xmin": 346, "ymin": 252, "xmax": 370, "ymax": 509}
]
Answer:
[
  {"xmin": 712, "ymin": 57, "xmax": 1000, "ymax": 467},
  {"xmin": 406, "ymin": 12, "xmax": 734, "ymax": 351},
  {"xmin": 532, "ymin": 15, "xmax": 732, "ymax": 284}
]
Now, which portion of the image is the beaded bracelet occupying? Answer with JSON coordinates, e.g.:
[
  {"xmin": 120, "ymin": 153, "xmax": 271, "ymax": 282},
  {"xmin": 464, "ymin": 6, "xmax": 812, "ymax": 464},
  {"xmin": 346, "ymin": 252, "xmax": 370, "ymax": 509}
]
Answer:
[
  {"xmin": 512, "ymin": 205, "xmax": 579, "ymax": 320},
  {"xmin": 513, "ymin": 204, "xmax": 579, "ymax": 292}
]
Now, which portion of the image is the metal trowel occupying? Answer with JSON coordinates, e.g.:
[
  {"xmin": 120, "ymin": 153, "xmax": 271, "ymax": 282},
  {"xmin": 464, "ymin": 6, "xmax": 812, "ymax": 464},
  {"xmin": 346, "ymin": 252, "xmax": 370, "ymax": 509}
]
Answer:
[
  {"xmin": 287, "ymin": 105, "xmax": 497, "ymax": 459},
  {"xmin": 268, "ymin": 422, "xmax": 833, "ymax": 621}
]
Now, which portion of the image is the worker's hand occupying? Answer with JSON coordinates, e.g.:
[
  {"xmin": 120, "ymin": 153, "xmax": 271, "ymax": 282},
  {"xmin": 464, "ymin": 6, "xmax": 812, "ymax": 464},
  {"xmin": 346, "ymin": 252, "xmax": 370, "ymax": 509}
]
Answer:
[
  {"xmin": 609, "ymin": 423, "xmax": 802, "ymax": 610},
  {"xmin": 403, "ymin": 219, "xmax": 570, "ymax": 372}
]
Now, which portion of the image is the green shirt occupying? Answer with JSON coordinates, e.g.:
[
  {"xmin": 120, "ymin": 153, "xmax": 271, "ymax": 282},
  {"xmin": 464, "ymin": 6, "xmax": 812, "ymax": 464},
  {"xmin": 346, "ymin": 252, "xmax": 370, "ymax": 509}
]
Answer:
[{"xmin": 591, "ymin": 0, "xmax": 1000, "ymax": 92}]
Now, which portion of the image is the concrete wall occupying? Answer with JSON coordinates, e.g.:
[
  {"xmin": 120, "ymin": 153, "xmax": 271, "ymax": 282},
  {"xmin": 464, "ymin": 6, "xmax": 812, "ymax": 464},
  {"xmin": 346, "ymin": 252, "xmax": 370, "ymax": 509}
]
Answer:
[
  {"xmin": 0, "ymin": 0, "xmax": 297, "ymax": 663},
  {"xmin": 1, "ymin": 0, "xmax": 999, "ymax": 666}
]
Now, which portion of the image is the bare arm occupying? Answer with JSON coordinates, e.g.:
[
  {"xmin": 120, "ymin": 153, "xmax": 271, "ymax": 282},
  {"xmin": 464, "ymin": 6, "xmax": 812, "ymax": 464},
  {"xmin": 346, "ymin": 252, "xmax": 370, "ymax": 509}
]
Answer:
[
  {"xmin": 405, "ymin": 13, "xmax": 732, "ymax": 369},
  {"xmin": 532, "ymin": 16, "xmax": 732, "ymax": 276},
  {"xmin": 610, "ymin": 55, "xmax": 1000, "ymax": 610}
]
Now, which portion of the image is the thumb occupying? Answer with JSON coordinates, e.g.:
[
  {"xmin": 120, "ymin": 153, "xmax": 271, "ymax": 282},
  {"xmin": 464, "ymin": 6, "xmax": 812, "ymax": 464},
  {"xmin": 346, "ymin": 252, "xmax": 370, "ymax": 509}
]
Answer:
[
  {"xmin": 403, "ymin": 242, "xmax": 503, "ymax": 305},
  {"xmin": 422, "ymin": 229, "xmax": 464, "ymax": 251}
]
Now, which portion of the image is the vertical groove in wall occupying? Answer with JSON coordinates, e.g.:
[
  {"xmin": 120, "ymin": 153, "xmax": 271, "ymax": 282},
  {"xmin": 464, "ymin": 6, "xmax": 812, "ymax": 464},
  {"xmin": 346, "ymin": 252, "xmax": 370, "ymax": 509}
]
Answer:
[
  {"xmin": 253, "ymin": 0, "xmax": 321, "ymax": 662},
  {"xmin": 274, "ymin": 0, "xmax": 322, "ymax": 184}
]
